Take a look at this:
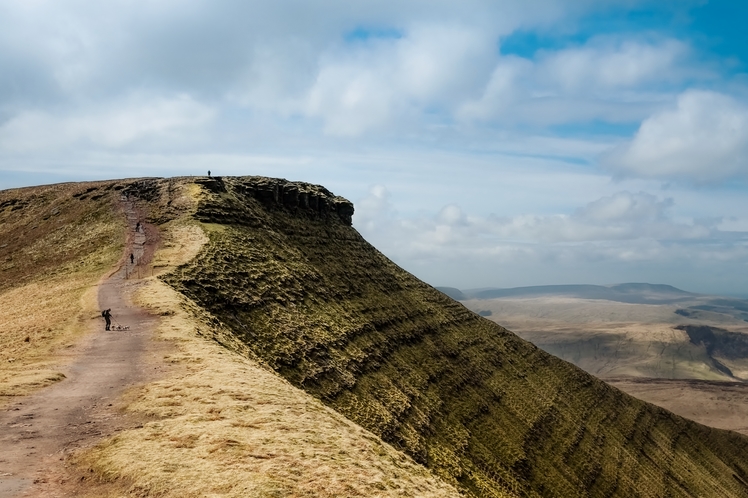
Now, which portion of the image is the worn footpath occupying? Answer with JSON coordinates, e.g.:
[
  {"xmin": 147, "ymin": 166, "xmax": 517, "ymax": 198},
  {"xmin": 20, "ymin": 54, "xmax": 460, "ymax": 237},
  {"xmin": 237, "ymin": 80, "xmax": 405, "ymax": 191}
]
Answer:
[{"xmin": 0, "ymin": 198, "xmax": 166, "ymax": 497}]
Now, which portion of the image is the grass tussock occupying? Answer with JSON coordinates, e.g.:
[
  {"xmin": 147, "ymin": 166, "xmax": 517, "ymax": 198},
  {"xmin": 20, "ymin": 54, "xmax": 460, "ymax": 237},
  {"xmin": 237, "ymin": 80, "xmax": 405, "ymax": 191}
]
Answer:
[
  {"xmin": 74, "ymin": 220, "xmax": 462, "ymax": 498},
  {"xmin": 0, "ymin": 181, "xmax": 123, "ymax": 405}
]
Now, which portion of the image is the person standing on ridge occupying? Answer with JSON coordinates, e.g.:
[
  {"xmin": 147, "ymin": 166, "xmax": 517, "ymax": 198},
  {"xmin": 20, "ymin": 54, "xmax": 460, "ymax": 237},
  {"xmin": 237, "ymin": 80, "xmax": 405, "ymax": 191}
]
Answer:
[
  {"xmin": 130, "ymin": 253, "xmax": 134, "ymax": 264},
  {"xmin": 102, "ymin": 309, "xmax": 112, "ymax": 331},
  {"xmin": 208, "ymin": 170, "xmax": 211, "ymax": 177}
]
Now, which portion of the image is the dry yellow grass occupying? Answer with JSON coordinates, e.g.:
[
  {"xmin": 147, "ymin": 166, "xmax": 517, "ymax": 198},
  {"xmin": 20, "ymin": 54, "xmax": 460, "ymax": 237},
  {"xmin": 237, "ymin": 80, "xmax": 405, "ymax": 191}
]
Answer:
[
  {"xmin": 74, "ymin": 220, "xmax": 462, "ymax": 497},
  {"xmin": 0, "ymin": 275, "xmax": 102, "ymax": 402},
  {"xmin": 0, "ymin": 183, "xmax": 122, "ymax": 406}
]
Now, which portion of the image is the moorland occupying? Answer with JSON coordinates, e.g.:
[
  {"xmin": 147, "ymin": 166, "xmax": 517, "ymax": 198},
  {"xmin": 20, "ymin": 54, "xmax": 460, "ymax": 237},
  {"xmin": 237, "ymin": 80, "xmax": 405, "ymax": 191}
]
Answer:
[
  {"xmin": 454, "ymin": 284, "xmax": 748, "ymax": 435},
  {"xmin": 2, "ymin": 177, "xmax": 748, "ymax": 497}
]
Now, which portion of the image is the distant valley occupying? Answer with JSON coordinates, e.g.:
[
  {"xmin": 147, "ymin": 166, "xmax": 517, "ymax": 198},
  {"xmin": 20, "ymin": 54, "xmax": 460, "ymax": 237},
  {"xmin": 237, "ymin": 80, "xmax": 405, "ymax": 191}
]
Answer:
[{"xmin": 446, "ymin": 283, "xmax": 748, "ymax": 434}]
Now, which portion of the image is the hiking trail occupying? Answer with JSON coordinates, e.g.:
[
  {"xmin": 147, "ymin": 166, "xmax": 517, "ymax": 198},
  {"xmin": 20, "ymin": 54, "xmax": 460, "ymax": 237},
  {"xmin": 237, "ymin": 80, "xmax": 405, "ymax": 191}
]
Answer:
[{"xmin": 0, "ymin": 198, "xmax": 168, "ymax": 497}]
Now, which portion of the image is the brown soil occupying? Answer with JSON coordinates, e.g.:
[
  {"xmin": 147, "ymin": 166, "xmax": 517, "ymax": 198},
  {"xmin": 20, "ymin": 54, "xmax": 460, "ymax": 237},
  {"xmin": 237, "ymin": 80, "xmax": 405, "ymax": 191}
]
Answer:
[{"xmin": 0, "ymin": 199, "xmax": 168, "ymax": 497}]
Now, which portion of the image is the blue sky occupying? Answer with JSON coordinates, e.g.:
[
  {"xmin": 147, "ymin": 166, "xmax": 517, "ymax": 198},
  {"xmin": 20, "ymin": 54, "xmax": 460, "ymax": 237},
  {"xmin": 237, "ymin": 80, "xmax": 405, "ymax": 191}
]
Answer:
[{"xmin": 1, "ymin": 0, "xmax": 747, "ymax": 296}]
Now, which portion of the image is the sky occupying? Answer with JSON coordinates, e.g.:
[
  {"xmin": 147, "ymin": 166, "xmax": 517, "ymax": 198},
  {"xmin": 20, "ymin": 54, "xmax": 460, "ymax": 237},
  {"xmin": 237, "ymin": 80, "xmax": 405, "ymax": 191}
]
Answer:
[{"xmin": 1, "ymin": 1, "xmax": 748, "ymax": 296}]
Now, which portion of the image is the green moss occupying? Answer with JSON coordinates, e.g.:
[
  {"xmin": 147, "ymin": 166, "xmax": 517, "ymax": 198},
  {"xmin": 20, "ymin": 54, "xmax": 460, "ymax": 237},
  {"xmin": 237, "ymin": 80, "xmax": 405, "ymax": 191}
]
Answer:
[{"xmin": 161, "ymin": 177, "xmax": 748, "ymax": 498}]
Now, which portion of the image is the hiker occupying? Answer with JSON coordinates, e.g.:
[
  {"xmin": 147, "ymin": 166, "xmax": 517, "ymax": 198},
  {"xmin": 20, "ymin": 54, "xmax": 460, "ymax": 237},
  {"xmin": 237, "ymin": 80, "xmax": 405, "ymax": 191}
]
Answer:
[
  {"xmin": 130, "ymin": 253, "xmax": 134, "ymax": 264},
  {"xmin": 135, "ymin": 222, "xmax": 141, "ymax": 232},
  {"xmin": 102, "ymin": 309, "xmax": 112, "ymax": 331},
  {"xmin": 208, "ymin": 170, "xmax": 211, "ymax": 177}
]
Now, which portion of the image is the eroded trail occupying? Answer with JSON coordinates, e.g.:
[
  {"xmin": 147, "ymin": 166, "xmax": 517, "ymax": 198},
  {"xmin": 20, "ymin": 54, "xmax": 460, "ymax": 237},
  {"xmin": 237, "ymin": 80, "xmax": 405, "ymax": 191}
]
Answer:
[{"xmin": 0, "ymin": 199, "xmax": 165, "ymax": 497}]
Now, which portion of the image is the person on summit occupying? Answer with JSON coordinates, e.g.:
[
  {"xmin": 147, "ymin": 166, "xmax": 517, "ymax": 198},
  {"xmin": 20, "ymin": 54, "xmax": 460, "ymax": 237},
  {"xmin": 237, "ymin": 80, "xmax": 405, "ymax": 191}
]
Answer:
[
  {"xmin": 102, "ymin": 309, "xmax": 112, "ymax": 331},
  {"xmin": 208, "ymin": 170, "xmax": 211, "ymax": 177}
]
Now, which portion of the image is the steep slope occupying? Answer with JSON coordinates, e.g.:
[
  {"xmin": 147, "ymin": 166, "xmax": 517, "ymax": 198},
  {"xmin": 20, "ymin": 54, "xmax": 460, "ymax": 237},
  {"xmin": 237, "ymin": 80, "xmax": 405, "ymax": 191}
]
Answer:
[{"xmin": 159, "ymin": 176, "xmax": 748, "ymax": 497}]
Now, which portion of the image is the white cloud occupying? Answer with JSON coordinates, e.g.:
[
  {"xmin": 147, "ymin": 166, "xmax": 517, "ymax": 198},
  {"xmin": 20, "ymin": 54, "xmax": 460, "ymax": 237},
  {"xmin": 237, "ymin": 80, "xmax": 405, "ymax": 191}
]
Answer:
[
  {"xmin": 0, "ymin": 94, "xmax": 214, "ymax": 150},
  {"xmin": 354, "ymin": 188, "xmax": 747, "ymax": 291},
  {"xmin": 457, "ymin": 55, "xmax": 531, "ymax": 120},
  {"xmin": 459, "ymin": 37, "xmax": 693, "ymax": 125},
  {"xmin": 357, "ymin": 189, "xmax": 716, "ymax": 261},
  {"xmin": 575, "ymin": 191, "xmax": 671, "ymax": 223},
  {"xmin": 539, "ymin": 38, "xmax": 691, "ymax": 92},
  {"xmin": 354, "ymin": 184, "xmax": 397, "ymax": 231},
  {"xmin": 303, "ymin": 24, "xmax": 495, "ymax": 135},
  {"xmin": 604, "ymin": 90, "xmax": 748, "ymax": 181}
]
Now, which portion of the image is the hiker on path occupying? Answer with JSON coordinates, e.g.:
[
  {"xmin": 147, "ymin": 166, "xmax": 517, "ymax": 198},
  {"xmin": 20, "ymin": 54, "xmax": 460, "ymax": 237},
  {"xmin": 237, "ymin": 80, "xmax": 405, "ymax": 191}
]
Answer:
[
  {"xmin": 102, "ymin": 309, "xmax": 112, "ymax": 331},
  {"xmin": 135, "ymin": 222, "xmax": 141, "ymax": 232},
  {"xmin": 130, "ymin": 253, "xmax": 134, "ymax": 264}
]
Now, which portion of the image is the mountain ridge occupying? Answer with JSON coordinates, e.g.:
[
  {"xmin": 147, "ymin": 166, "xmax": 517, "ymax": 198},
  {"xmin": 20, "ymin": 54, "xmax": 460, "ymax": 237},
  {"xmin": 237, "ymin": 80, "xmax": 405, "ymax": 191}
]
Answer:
[
  {"xmin": 157, "ymin": 176, "xmax": 748, "ymax": 497},
  {"xmin": 3, "ymin": 176, "xmax": 748, "ymax": 497}
]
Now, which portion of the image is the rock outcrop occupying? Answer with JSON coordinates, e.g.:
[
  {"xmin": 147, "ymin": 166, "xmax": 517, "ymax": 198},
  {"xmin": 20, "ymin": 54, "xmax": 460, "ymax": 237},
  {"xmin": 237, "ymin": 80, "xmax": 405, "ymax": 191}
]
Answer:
[{"xmin": 195, "ymin": 176, "xmax": 354, "ymax": 225}]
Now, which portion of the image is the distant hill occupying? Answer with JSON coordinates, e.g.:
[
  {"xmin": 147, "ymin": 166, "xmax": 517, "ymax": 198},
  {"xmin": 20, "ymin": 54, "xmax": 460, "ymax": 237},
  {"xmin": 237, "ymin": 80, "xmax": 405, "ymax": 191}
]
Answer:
[
  {"xmin": 435, "ymin": 286, "xmax": 466, "ymax": 300},
  {"xmin": 463, "ymin": 283, "xmax": 697, "ymax": 304}
]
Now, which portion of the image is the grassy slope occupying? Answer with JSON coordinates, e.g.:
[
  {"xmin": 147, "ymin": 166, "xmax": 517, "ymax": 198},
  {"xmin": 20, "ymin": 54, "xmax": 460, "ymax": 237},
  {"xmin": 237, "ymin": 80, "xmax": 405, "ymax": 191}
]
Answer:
[
  {"xmin": 161, "ymin": 177, "xmax": 748, "ymax": 497},
  {"xmin": 75, "ymin": 188, "xmax": 462, "ymax": 498},
  {"xmin": 0, "ymin": 181, "xmax": 124, "ymax": 404}
]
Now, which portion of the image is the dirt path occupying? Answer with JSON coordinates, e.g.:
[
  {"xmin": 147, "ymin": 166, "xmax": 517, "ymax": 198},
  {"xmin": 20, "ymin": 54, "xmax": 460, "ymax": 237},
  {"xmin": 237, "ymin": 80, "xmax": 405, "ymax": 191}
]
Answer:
[{"xmin": 0, "ymin": 199, "xmax": 166, "ymax": 497}]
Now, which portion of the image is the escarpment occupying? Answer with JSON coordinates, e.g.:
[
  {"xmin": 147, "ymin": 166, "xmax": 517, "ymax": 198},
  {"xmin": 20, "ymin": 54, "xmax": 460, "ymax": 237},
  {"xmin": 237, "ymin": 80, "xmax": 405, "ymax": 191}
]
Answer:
[
  {"xmin": 155, "ymin": 176, "xmax": 748, "ymax": 498},
  {"xmin": 194, "ymin": 176, "xmax": 354, "ymax": 226}
]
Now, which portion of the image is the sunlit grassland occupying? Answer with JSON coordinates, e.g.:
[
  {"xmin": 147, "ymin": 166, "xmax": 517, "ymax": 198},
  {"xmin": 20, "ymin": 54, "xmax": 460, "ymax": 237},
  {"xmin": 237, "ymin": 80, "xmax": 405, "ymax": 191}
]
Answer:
[
  {"xmin": 73, "ymin": 216, "xmax": 463, "ymax": 498},
  {"xmin": 0, "ymin": 182, "xmax": 123, "ymax": 406}
]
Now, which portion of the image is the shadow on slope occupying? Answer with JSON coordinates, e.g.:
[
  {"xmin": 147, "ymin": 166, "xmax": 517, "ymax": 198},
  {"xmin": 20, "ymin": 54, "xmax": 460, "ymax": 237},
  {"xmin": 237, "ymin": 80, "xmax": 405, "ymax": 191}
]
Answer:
[{"xmin": 160, "ymin": 177, "xmax": 748, "ymax": 498}]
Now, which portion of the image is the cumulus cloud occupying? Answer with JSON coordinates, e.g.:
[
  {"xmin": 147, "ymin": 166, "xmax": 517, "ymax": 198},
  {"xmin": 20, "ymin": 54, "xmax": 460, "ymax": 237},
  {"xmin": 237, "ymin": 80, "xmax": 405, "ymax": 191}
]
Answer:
[
  {"xmin": 539, "ymin": 38, "xmax": 691, "ymax": 92},
  {"xmin": 459, "ymin": 37, "xmax": 694, "ymax": 125},
  {"xmin": 0, "ymin": 0, "xmax": 600, "ymax": 103},
  {"xmin": 0, "ymin": 1, "xmax": 696, "ymax": 136},
  {"xmin": 354, "ymin": 184, "xmax": 397, "ymax": 231},
  {"xmin": 574, "ymin": 191, "xmax": 672, "ymax": 223},
  {"xmin": 354, "ymin": 188, "xmax": 747, "ymax": 290},
  {"xmin": 303, "ymin": 24, "xmax": 495, "ymax": 135},
  {"xmin": 356, "ymin": 189, "xmax": 717, "ymax": 261},
  {"xmin": 603, "ymin": 90, "xmax": 748, "ymax": 182}
]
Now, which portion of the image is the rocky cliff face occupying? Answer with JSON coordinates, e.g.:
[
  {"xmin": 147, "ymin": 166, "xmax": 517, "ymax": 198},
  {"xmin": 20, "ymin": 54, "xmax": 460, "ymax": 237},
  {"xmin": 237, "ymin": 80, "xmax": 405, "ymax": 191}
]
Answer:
[
  {"xmin": 194, "ymin": 176, "xmax": 354, "ymax": 225},
  {"xmin": 155, "ymin": 176, "xmax": 748, "ymax": 497}
]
